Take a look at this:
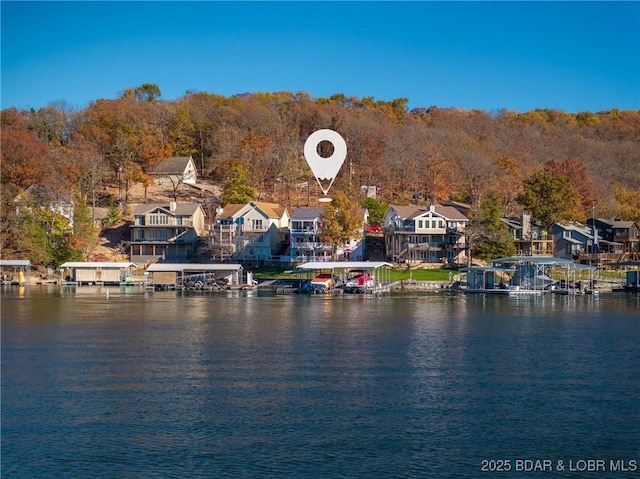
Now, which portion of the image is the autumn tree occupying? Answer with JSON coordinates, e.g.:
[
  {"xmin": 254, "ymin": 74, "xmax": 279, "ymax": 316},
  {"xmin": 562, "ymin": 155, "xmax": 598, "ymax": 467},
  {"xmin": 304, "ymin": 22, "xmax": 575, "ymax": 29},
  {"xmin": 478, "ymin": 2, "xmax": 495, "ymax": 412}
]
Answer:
[
  {"xmin": 517, "ymin": 169, "xmax": 584, "ymax": 229},
  {"xmin": 220, "ymin": 160, "xmax": 256, "ymax": 205},
  {"xmin": 543, "ymin": 158, "xmax": 599, "ymax": 212},
  {"xmin": 0, "ymin": 127, "xmax": 52, "ymax": 187},
  {"xmin": 613, "ymin": 186, "xmax": 640, "ymax": 222},
  {"xmin": 319, "ymin": 191, "xmax": 363, "ymax": 259}
]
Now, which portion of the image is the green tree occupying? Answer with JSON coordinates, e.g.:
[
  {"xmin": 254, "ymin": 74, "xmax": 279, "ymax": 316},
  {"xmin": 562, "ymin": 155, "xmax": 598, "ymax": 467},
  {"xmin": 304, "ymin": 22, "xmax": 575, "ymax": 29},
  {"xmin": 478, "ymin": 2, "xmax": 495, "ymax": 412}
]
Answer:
[
  {"xmin": 472, "ymin": 191, "xmax": 516, "ymax": 260},
  {"xmin": 221, "ymin": 160, "xmax": 257, "ymax": 205},
  {"xmin": 319, "ymin": 191, "xmax": 362, "ymax": 259},
  {"xmin": 71, "ymin": 201, "xmax": 98, "ymax": 260},
  {"xmin": 105, "ymin": 202, "xmax": 121, "ymax": 227},
  {"xmin": 361, "ymin": 196, "xmax": 389, "ymax": 226},
  {"xmin": 517, "ymin": 170, "xmax": 583, "ymax": 229}
]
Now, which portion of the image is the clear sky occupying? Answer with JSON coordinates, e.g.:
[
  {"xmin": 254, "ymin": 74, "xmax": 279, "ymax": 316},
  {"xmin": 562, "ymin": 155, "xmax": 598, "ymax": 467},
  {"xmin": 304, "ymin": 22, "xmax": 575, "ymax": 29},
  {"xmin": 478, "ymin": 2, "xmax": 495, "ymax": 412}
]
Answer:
[{"xmin": 1, "ymin": 1, "xmax": 639, "ymax": 113}]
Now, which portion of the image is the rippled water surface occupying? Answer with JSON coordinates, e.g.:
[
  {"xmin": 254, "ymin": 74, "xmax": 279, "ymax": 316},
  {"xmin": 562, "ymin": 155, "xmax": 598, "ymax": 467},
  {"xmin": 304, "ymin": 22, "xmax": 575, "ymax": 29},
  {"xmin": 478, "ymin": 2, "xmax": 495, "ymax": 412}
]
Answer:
[{"xmin": 2, "ymin": 287, "xmax": 639, "ymax": 478}]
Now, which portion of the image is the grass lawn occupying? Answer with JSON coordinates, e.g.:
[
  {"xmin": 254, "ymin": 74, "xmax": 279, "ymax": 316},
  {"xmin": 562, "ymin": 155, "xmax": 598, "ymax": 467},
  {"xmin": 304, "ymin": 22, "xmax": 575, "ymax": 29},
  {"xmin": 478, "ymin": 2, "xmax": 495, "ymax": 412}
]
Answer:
[{"xmin": 252, "ymin": 265, "xmax": 458, "ymax": 282}]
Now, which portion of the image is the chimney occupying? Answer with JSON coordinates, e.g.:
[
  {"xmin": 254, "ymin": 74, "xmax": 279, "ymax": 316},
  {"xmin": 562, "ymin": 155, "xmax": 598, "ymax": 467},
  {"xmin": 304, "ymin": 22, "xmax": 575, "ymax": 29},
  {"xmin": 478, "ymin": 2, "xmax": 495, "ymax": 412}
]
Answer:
[
  {"xmin": 169, "ymin": 200, "xmax": 177, "ymax": 212},
  {"xmin": 521, "ymin": 213, "xmax": 531, "ymax": 239}
]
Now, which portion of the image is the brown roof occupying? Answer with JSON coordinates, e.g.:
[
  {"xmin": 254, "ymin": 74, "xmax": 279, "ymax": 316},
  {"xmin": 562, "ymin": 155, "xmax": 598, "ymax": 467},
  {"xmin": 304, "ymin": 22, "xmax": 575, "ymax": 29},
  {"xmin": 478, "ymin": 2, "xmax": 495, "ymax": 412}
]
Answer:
[
  {"xmin": 148, "ymin": 157, "xmax": 194, "ymax": 175},
  {"xmin": 219, "ymin": 202, "xmax": 287, "ymax": 219}
]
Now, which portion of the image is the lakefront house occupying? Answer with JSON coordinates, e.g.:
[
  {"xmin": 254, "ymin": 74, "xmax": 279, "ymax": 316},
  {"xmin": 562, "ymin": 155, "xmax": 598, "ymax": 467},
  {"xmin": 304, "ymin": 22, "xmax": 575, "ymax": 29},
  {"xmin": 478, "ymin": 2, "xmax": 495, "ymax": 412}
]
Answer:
[
  {"xmin": 129, "ymin": 201, "xmax": 207, "ymax": 263},
  {"xmin": 383, "ymin": 204, "xmax": 469, "ymax": 266},
  {"xmin": 211, "ymin": 201, "xmax": 290, "ymax": 262}
]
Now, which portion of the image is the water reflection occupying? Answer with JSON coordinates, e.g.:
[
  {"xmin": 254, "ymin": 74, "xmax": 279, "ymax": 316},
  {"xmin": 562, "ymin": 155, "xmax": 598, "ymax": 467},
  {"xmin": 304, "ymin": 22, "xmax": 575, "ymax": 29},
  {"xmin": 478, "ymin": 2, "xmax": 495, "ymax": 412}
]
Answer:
[{"xmin": 1, "ymin": 290, "xmax": 638, "ymax": 478}]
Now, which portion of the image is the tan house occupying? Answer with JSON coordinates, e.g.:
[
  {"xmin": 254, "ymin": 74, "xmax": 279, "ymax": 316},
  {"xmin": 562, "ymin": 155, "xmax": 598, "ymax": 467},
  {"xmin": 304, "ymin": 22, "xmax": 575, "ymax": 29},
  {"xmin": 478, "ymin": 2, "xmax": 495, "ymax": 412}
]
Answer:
[
  {"xmin": 148, "ymin": 156, "xmax": 197, "ymax": 185},
  {"xmin": 211, "ymin": 201, "xmax": 289, "ymax": 262},
  {"xmin": 383, "ymin": 204, "xmax": 469, "ymax": 266},
  {"xmin": 129, "ymin": 201, "xmax": 207, "ymax": 263},
  {"xmin": 501, "ymin": 213, "xmax": 554, "ymax": 257}
]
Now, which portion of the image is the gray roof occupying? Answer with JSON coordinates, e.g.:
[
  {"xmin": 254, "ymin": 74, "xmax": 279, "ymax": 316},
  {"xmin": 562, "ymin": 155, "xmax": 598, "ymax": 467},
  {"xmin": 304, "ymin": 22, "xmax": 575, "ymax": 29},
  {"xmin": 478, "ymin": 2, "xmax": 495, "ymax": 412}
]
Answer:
[
  {"xmin": 390, "ymin": 204, "xmax": 468, "ymax": 221},
  {"xmin": 148, "ymin": 157, "xmax": 194, "ymax": 175},
  {"xmin": 23, "ymin": 185, "xmax": 72, "ymax": 204},
  {"xmin": 0, "ymin": 260, "xmax": 31, "ymax": 266},
  {"xmin": 291, "ymin": 208, "xmax": 325, "ymax": 220},
  {"xmin": 133, "ymin": 203, "xmax": 201, "ymax": 216}
]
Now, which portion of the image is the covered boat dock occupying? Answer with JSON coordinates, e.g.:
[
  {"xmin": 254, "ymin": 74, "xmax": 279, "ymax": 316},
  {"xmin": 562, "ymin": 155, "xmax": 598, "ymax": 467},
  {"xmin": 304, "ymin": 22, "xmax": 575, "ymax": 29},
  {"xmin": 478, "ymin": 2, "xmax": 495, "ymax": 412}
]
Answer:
[
  {"xmin": 0, "ymin": 259, "xmax": 31, "ymax": 285},
  {"xmin": 295, "ymin": 261, "xmax": 394, "ymax": 294},
  {"xmin": 458, "ymin": 256, "xmax": 599, "ymax": 295},
  {"xmin": 146, "ymin": 263, "xmax": 243, "ymax": 290},
  {"xmin": 60, "ymin": 262, "xmax": 139, "ymax": 285}
]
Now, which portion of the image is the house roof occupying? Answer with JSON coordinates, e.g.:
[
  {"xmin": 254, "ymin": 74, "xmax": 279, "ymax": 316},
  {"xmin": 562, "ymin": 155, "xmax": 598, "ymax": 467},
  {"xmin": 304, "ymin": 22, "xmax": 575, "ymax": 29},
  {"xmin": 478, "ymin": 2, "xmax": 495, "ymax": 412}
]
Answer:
[
  {"xmin": 133, "ymin": 203, "xmax": 202, "ymax": 216},
  {"xmin": 291, "ymin": 207, "xmax": 325, "ymax": 220},
  {"xmin": 589, "ymin": 217, "xmax": 638, "ymax": 232},
  {"xmin": 23, "ymin": 184, "xmax": 72, "ymax": 204},
  {"xmin": 253, "ymin": 201, "xmax": 287, "ymax": 218},
  {"xmin": 148, "ymin": 157, "xmax": 194, "ymax": 175},
  {"xmin": 219, "ymin": 201, "xmax": 287, "ymax": 219},
  {"xmin": 390, "ymin": 204, "xmax": 468, "ymax": 221}
]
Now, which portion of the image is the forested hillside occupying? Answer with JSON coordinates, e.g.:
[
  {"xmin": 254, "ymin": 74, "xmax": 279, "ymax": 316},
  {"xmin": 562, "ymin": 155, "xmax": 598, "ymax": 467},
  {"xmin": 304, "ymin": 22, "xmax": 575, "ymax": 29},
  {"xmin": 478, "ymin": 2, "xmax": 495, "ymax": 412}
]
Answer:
[{"xmin": 2, "ymin": 84, "xmax": 640, "ymax": 264}]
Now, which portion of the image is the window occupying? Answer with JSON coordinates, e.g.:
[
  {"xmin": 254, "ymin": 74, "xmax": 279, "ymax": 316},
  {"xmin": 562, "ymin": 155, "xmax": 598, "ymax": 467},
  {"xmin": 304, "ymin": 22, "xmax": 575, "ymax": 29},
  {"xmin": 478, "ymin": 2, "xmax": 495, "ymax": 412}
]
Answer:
[
  {"xmin": 432, "ymin": 220, "xmax": 437, "ymax": 228},
  {"xmin": 438, "ymin": 220, "xmax": 444, "ymax": 228},
  {"xmin": 418, "ymin": 220, "xmax": 423, "ymax": 228}
]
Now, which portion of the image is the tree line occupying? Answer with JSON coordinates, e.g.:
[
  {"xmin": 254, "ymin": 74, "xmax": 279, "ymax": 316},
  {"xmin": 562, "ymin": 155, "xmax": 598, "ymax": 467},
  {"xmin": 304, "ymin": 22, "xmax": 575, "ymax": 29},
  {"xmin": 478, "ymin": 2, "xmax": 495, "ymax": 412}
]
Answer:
[{"xmin": 1, "ymin": 84, "xmax": 639, "ymax": 266}]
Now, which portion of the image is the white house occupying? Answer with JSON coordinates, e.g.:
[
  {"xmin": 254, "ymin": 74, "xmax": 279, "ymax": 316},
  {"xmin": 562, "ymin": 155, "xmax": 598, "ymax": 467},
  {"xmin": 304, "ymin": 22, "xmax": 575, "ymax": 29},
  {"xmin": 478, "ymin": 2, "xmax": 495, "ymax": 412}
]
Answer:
[
  {"xmin": 148, "ymin": 156, "xmax": 197, "ymax": 185},
  {"xmin": 383, "ymin": 204, "xmax": 469, "ymax": 265}
]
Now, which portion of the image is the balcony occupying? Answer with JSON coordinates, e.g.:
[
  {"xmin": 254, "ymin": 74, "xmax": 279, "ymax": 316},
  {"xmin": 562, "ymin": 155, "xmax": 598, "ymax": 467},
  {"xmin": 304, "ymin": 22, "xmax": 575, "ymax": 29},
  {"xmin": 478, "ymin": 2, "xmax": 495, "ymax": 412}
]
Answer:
[{"xmin": 211, "ymin": 223, "xmax": 269, "ymax": 234}]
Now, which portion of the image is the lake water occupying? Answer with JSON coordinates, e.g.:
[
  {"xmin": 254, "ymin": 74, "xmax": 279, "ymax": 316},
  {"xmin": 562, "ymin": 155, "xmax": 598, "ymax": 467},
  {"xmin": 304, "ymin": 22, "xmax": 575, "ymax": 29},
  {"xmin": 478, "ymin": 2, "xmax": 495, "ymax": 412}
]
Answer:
[{"xmin": 2, "ymin": 287, "xmax": 639, "ymax": 478}]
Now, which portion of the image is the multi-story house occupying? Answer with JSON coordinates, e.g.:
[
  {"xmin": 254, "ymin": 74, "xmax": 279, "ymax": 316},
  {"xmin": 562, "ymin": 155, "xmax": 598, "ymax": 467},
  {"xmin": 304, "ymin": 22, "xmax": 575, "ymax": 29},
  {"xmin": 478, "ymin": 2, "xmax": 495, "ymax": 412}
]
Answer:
[
  {"xmin": 211, "ymin": 201, "xmax": 289, "ymax": 262},
  {"xmin": 587, "ymin": 217, "xmax": 639, "ymax": 261},
  {"xmin": 501, "ymin": 213, "xmax": 554, "ymax": 256},
  {"xmin": 383, "ymin": 204, "xmax": 469, "ymax": 266},
  {"xmin": 129, "ymin": 201, "xmax": 207, "ymax": 263},
  {"xmin": 290, "ymin": 208, "xmax": 333, "ymax": 262},
  {"xmin": 552, "ymin": 222, "xmax": 624, "ymax": 265}
]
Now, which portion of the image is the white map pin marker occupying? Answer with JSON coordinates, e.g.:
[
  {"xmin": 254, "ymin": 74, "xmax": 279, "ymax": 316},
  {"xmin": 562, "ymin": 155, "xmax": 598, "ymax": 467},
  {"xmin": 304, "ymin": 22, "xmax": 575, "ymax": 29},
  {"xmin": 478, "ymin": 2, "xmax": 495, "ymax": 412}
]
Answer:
[{"xmin": 304, "ymin": 129, "xmax": 347, "ymax": 199}]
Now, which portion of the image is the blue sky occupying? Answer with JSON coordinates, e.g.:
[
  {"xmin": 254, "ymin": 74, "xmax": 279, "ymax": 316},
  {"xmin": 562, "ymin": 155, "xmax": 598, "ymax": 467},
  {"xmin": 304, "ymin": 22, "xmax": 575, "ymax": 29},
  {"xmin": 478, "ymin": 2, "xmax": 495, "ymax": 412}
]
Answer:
[{"xmin": 1, "ymin": 1, "xmax": 638, "ymax": 113}]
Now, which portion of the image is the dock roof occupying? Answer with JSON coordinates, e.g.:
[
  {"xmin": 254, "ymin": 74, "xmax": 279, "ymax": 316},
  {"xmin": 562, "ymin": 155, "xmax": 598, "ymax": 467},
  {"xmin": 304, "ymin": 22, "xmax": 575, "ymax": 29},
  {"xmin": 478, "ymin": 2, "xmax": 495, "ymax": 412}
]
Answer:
[
  {"xmin": 60, "ymin": 262, "xmax": 137, "ymax": 269},
  {"xmin": 297, "ymin": 261, "xmax": 393, "ymax": 271},
  {"xmin": 146, "ymin": 263, "xmax": 243, "ymax": 272}
]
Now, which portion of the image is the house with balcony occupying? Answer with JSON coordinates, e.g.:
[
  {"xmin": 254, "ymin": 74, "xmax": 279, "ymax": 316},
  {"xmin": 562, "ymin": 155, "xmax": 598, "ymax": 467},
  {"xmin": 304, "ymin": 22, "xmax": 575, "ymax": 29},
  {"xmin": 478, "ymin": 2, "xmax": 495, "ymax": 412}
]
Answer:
[
  {"xmin": 383, "ymin": 204, "xmax": 469, "ymax": 266},
  {"xmin": 290, "ymin": 208, "xmax": 333, "ymax": 262},
  {"xmin": 211, "ymin": 201, "xmax": 289, "ymax": 262},
  {"xmin": 501, "ymin": 213, "xmax": 554, "ymax": 257},
  {"xmin": 552, "ymin": 222, "xmax": 624, "ymax": 265},
  {"xmin": 129, "ymin": 201, "xmax": 207, "ymax": 263},
  {"xmin": 586, "ymin": 217, "xmax": 639, "ymax": 261}
]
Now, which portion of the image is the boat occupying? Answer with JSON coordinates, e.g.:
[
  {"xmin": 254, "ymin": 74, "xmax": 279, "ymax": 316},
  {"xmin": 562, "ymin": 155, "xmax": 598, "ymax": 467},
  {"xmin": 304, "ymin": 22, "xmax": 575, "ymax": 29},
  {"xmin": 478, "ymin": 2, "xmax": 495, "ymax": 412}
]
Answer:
[
  {"xmin": 310, "ymin": 273, "xmax": 335, "ymax": 294},
  {"xmin": 457, "ymin": 257, "xmax": 598, "ymax": 296},
  {"xmin": 343, "ymin": 270, "xmax": 374, "ymax": 294}
]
